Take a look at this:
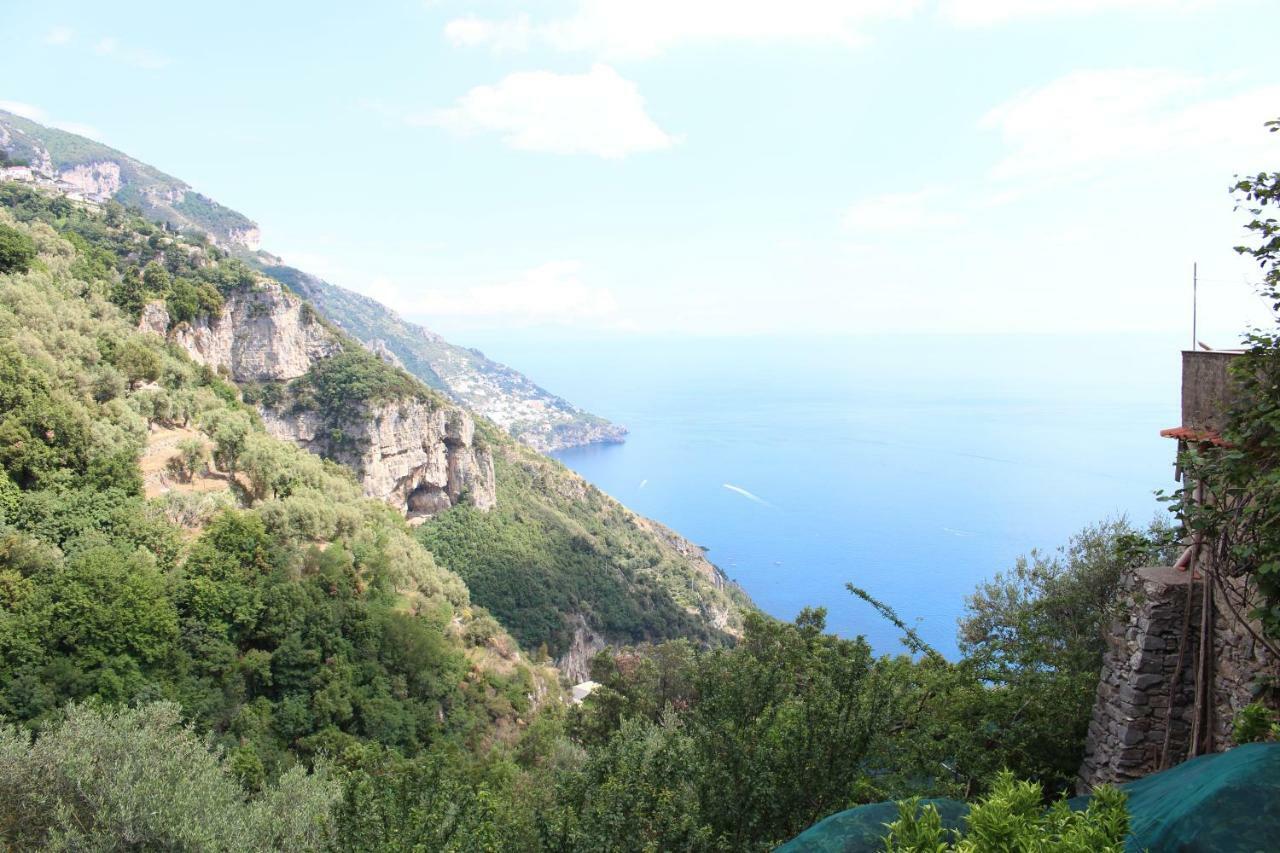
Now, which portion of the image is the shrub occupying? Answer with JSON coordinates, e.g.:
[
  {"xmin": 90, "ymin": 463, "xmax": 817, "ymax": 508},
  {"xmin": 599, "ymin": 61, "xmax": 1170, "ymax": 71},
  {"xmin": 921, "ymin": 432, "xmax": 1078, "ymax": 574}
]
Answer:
[
  {"xmin": 1232, "ymin": 702, "xmax": 1278, "ymax": 745},
  {"xmin": 114, "ymin": 339, "xmax": 163, "ymax": 386},
  {"xmin": 884, "ymin": 772, "xmax": 1129, "ymax": 852},
  {"xmin": 0, "ymin": 702, "xmax": 339, "ymax": 850},
  {"xmin": 166, "ymin": 437, "xmax": 209, "ymax": 482}
]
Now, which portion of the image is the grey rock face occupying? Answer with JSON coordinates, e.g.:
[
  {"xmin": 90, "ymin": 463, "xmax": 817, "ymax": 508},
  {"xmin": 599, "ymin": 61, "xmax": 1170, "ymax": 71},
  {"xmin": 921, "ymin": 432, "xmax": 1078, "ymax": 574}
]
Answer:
[
  {"xmin": 170, "ymin": 281, "xmax": 340, "ymax": 382},
  {"xmin": 259, "ymin": 397, "xmax": 495, "ymax": 520},
  {"xmin": 140, "ymin": 285, "xmax": 495, "ymax": 518}
]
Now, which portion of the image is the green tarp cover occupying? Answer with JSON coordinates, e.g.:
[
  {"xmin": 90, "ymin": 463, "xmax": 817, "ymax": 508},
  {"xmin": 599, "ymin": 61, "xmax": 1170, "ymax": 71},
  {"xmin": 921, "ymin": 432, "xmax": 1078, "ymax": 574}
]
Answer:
[{"xmin": 778, "ymin": 742, "xmax": 1280, "ymax": 852}]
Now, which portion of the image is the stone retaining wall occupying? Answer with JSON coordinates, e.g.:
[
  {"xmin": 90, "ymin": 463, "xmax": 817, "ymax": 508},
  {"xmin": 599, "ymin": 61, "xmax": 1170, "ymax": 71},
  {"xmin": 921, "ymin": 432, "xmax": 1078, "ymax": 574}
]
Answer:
[{"xmin": 1078, "ymin": 564, "xmax": 1277, "ymax": 791}]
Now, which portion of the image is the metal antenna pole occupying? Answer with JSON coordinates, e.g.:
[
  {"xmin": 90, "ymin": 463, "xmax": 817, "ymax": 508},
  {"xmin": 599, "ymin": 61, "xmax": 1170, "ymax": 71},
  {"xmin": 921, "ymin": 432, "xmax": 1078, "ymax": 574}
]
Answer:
[{"xmin": 1192, "ymin": 262, "xmax": 1198, "ymax": 350}]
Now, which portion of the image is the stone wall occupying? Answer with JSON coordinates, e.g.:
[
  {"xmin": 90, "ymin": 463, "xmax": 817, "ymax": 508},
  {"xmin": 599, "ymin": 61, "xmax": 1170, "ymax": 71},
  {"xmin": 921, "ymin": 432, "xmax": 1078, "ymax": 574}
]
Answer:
[
  {"xmin": 1078, "ymin": 564, "xmax": 1278, "ymax": 791},
  {"xmin": 1181, "ymin": 350, "xmax": 1239, "ymax": 434}
]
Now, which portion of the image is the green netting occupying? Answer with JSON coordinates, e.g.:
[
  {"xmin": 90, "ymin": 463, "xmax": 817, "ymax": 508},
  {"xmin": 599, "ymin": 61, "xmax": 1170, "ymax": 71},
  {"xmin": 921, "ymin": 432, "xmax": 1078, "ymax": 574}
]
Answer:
[
  {"xmin": 776, "ymin": 798, "xmax": 969, "ymax": 853},
  {"xmin": 778, "ymin": 742, "xmax": 1280, "ymax": 852},
  {"xmin": 1097, "ymin": 741, "xmax": 1280, "ymax": 852}
]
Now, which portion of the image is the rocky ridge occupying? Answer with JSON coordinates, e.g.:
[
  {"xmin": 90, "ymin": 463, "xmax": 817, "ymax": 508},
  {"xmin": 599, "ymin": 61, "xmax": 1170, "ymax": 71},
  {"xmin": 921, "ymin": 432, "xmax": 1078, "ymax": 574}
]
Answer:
[
  {"xmin": 139, "ymin": 285, "xmax": 495, "ymax": 517},
  {"xmin": 260, "ymin": 262, "xmax": 628, "ymax": 453},
  {"xmin": 0, "ymin": 108, "xmax": 259, "ymax": 247}
]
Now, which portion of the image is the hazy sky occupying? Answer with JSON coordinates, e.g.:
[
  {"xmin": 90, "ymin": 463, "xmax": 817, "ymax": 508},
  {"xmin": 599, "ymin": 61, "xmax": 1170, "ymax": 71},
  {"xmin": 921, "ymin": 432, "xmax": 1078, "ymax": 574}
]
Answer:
[{"xmin": 2, "ymin": 0, "xmax": 1278, "ymax": 342}]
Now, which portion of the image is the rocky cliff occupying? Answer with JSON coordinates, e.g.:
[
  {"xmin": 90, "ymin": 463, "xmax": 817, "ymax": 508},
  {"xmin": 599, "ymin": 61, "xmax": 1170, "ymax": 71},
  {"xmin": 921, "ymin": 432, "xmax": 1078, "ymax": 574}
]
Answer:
[
  {"xmin": 139, "ymin": 283, "xmax": 495, "ymax": 517},
  {"xmin": 259, "ymin": 397, "xmax": 495, "ymax": 521},
  {"xmin": 260, "ymin": 262, "xmax": 629, "ymax": 453},
  {"xmin": 162, "ymin": 281, "xmax": 339, "ymax": 382}
]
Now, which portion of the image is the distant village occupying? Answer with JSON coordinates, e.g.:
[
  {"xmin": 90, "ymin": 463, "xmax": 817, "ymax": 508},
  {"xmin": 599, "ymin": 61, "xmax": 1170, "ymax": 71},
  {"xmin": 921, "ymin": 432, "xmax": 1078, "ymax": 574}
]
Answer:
[{"xmin": 0, "ymin": 159, "xmax": 114, "ymax": 204}]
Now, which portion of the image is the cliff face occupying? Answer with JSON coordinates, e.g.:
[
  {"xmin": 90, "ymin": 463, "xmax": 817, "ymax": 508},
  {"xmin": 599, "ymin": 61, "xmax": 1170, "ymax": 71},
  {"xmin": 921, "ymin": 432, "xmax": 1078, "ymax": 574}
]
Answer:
[
  {"xmin": 259, "ymin": 398, "xmax": 495, "ymax": 521},
  {"xmin": 167, "ymin": 281, "xmax": 339, "ymax": 382},
  {"xmin": 140, "ymin": 285, "xmax": 495, "ymax": 517},
  {"xmin": 261, "ymin": 262, "xmax": 629, "ymax": 453}
]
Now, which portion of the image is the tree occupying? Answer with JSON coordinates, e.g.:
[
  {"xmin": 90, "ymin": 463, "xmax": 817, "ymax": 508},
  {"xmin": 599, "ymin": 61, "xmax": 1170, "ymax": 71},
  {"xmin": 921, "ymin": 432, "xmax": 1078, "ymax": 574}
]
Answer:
[
  {"xmin": 0, "ymin": 223, "xmax": 36, "ymax": 274},
  {"xmin": 0, "ymin": 702, "xmax": 338, "ymax": 850},
  {"xmin": 166, "ymin": 437, "xmax": 210, "ymax": 482},
  {"xmin": 1172, "ymin": 118, "xmax": 1280, "ymax": 648}
]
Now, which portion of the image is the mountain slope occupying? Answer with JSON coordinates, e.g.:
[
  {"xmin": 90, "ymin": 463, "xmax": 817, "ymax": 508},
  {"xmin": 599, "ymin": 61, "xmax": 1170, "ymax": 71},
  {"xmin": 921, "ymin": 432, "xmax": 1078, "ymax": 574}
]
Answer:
[
  {"xmin": 0, "ymin": 191, "xmax": 559, "ymax": 768},
  {"xmin": 259, "ymin": 262, "xmax": 628, "ymax": 453},
  {"xmin": 0, "ymin": 110, "xmax": 626, "ymax": 453},
  {"xmin": 0, "ymin": 179, "xmax": 752, "ymax": 680},
  {"xmin": 0, "ymin": 109, "xmax": 258, "ymax": 246}
]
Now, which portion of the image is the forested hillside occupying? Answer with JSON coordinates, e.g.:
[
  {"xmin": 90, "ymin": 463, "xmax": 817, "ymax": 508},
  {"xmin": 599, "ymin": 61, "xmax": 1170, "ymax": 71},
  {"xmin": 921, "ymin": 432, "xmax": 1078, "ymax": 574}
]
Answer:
[{"xmin": 0, "ymin": 186, "xmax": 558, "ymax": 783}]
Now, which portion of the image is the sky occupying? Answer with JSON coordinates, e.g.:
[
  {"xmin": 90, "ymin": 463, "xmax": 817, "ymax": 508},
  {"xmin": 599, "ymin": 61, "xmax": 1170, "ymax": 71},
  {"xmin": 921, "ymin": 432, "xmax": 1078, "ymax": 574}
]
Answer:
[{"xmin": 2, "ymin": 0, "xmax": 1279, "ymax": 344}]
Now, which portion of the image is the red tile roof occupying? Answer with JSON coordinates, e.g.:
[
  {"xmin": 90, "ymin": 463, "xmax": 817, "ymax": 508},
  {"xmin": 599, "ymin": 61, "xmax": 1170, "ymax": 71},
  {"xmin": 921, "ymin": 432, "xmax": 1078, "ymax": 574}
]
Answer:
[{"xmin": 1161, "ymin": 426, "xmax": 1230, "ymax": 447}]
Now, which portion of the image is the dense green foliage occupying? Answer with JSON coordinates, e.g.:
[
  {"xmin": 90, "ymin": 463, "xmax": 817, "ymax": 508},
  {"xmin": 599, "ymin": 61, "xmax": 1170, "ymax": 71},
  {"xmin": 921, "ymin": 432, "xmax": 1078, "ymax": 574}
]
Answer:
[
  {"xmin": 288, "ymin": 344, "xmax": 436, "ymax": 429},
  {"xmin": 0, "ymin": 702, "xmax": 339, "ymax": 850},
  {"xmin": 0, "ymin": 200, "xmax": 544, "ymax": 795},
  {"xmin": 0, "ymin": 223, "xmax": 36, "ymax": 273},
  {"xmin": 420, "ymin": 441, "xmax": 749, "ymax": 656},
  {"xmin": 0, "ymin": 182, "xmax": 227, "ymax": 324},
  {"xmin": 884, "ymin": 773, "xmax": 1129, "ymax": 852}
]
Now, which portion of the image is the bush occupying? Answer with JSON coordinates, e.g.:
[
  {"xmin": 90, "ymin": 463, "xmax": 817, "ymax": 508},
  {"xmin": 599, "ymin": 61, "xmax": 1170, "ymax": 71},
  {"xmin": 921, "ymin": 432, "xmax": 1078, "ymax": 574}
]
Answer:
[
  {"xmin": 884, "ymin": 772, "xmax": 1129, "ymax": 852},
  {"xmin": 0, "ymin": 702, "xmax": 339, "ymax": 850},
  {"xmin": 0, "ymin": 224, "xmax": 37, "ymax": 274},
  {"xmin": 166, "ymin": 437, "xmax": 209, "ymax": 482},
  {"xmin": 114, "ymin": 339, "xmax": 163, "ymax": 386},
  {"xmin": 1232, "ymin": 702, "xmax": 1279, "ymax": 745}
]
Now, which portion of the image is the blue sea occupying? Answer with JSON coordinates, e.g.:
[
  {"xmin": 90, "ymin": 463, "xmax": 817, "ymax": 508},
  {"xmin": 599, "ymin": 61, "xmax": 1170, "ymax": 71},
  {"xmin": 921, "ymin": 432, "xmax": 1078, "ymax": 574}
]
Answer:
[{"xmin": 455, "ymin": 332, "xmax": 1184, "ymax": 656}]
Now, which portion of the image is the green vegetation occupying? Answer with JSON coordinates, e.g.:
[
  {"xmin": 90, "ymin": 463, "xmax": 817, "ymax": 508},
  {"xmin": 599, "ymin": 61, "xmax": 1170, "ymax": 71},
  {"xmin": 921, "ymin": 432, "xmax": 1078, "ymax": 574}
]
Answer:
[
  {"xmin": 0, "ymin": 201, "xmax": 547, "ymax": 815},
  {"xmin": 0, "ymin": 223, "xmax": 35, "ymax": 273},
  {"xmin": 0, "ymin": 182, "xmax": 228, "ymax": 324},
  {"xmin": 419, "ymin": 437, "xmax": 750, "ymax": 656},
  {"xmin": 0, "ymin": 108, "xmax": 256, "ymax": 242},
  {"xmin": 0, "ymin": 702, "xmax": 339, "ymax": 850},
  {"xmin": 884, "ymin": 774, "xmax": 1129, "ymax": 852},
  {"xmin": 1232, "ymin": 701, "xmax": 1280, "ymax": 744},
  {"xmin": 289, "ymin": 345, "xmax": 436, "ymax": 423}
]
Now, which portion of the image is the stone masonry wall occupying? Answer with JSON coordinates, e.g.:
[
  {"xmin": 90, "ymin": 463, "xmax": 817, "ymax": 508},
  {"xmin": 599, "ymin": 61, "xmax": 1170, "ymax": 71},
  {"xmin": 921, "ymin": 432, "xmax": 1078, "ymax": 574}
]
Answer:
[
  {"xmin": 1079, "ymin": 564, "xmax": 1278, "ymax": 791},
  {"xmin": 1078, "ymin": 566, "xmax": 1201, "ymax": 789}
]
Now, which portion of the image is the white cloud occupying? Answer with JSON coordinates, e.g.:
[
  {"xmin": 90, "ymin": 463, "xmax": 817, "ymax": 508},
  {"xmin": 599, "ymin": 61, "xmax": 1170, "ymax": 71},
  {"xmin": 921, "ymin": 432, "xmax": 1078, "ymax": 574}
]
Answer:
[
  {"xmin": 444, "ymin": 0, "xmax": 917, "ymax": 59},
  {"xmin": 93, "ymin": 35, "xmax": 170, "ymax": 70},
  {"xmin": 444, "ymin": 14, "xmax": 534, "ymax": 52},
  {"xmin": 422, "ymin": 64, "xmax": 677, "ymax": 159},
  {"xmin": 408, "ymin": 262, "xmax": 620, "ymax": 324},
  {"xmin": 43, "ymin": 26, "xmax": 73, "ymax": 46},
  {"xmin": 980, "ymin": 69, "xmax": 1280, "ymax": 180},
  {"xmin": 0, "ymin": 100, "xmax": 102, "ymax": 140},
  {"xmin": 940, "ymin": 0, "xmax": 1229, "ymax": 27}
]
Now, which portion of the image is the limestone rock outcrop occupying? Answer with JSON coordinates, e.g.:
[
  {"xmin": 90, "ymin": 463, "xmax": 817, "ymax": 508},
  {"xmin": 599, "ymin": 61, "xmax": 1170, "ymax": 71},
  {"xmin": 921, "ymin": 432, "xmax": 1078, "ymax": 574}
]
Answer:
[
  {"xmin": 259, "ymin": 398, "xmax": 495, "ymax": 520},
  {"xmin": 58, "ymin": 161, "xmax": 122, "ymax": 201},
  {"xmin": 138, "ymin": 285, "xmax": 495, "ymax": 518},
  {"xmin": 166, "ymin": 282, "xmax": 339, "ymax": 382}
]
